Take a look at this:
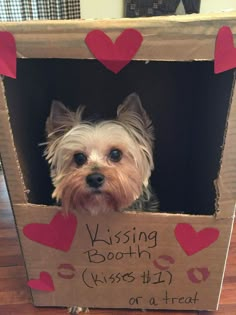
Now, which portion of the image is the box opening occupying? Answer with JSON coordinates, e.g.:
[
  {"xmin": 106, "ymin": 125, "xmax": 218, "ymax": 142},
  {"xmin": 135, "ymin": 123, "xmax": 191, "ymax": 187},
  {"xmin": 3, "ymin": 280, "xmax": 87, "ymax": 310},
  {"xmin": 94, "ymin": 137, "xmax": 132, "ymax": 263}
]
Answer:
[{"xmin": 3, "ymin": 59, "xmax": 234, "ymax": 215}]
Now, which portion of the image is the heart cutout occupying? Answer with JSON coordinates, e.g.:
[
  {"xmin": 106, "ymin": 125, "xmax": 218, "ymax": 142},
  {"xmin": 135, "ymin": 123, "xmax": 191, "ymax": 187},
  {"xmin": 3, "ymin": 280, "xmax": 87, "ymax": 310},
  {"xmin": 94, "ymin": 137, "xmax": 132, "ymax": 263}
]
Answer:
[
  {"xmin": 175, "ymin": 223, "xmax": 219, "ymax": 256},
  {"xmin": 23, "ymin": 212, "xmax": 77, "ymax": 252},
  {"xmin": 85, "ymin": 28, "xmax": 143, "ymax": 73},
  {"xmin": 0, "ymin": 32, "xmax": 16, "ymax": 78},
  {"xmin": 214, "ymin": 26, "xmax": 236, "ymax": 74},
  {"xmin": 28, "ymin": 272, "xmax": 55, "ymax": 292}
]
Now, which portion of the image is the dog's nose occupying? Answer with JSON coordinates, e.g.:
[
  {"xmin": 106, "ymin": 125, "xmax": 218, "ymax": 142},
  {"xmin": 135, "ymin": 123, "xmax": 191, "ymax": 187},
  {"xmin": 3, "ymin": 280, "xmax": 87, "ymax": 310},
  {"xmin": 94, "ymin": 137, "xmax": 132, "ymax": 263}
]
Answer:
[{"xmin": 86, "ymin": 173, "xmax": 105, "ymax": 188}]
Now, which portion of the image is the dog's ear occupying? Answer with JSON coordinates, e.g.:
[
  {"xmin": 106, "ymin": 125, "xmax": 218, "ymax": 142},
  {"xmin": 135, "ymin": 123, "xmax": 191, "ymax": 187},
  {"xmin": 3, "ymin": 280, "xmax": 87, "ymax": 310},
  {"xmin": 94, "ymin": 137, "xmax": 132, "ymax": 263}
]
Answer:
[
  {"xmin": 46, "ymin": 101, "xmax": 85, "ymax": 137},
  {"xmin": 117, "ymin": 93, "xmax": 154, "ymax": 142},
  {"xmin": 46, "ymin": 101, "xmax": 73, "ymax": 136}
]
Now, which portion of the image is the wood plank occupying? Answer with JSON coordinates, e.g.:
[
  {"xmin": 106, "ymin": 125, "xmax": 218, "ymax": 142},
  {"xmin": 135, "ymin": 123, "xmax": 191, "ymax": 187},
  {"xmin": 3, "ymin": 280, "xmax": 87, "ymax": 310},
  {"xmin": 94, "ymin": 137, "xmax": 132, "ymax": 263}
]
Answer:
[
  {"xmin": 0, "ymin": 290, "xmax": 30, "ymax": 305},
  {"xmin": 0, "ymin": 255, "xmax": 25, "ymax": 267},
  {"xmin": 0, "ymin": 266, "xmax": 27, "ymax": 279}
]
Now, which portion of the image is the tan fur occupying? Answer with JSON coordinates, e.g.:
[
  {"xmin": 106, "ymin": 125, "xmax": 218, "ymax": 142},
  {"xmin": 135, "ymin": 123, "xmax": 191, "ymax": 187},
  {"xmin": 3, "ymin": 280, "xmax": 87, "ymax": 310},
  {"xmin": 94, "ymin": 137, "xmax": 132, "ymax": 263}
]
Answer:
[{"xmin": 44, "ymin": 94, "xmax": 157, "ymax": 215}]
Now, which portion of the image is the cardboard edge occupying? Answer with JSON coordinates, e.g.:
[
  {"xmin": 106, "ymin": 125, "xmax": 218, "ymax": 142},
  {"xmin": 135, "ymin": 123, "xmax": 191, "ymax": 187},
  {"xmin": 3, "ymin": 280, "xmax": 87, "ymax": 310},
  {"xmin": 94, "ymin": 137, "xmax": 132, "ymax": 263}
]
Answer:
[
  {"xmin": 0, "ymin": 80, "xmax": 27, "ymax": 204},
  {"xmin": 0, "ymin": 12, "xmax": 236, "ymax": 60},
  {"xmin": 1, "ymin": 11, "xmax": 236, "ymax": 28},
  {"xmin": 13, "ymin": 202, "xmax": 226, "ymax": 220},
  {"xmin": 217, "ymin": 72, "xmax": 236, "ymax": 219},
  {"xmin": 216, "ymin": 208, "xmax": 235, "ymax": 309}
]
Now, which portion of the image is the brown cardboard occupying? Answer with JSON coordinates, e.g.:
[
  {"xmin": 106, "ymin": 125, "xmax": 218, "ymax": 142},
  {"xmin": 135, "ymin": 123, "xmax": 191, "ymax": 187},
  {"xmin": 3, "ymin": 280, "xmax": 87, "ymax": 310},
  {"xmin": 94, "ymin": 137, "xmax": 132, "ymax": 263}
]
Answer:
[
  {"xmin": 0, "ymin": 81, "xmax": 27, "ymax": 204},
  {"xmin": 0, "ymin": 13, "xmax": 235, "ymax": 311},
  {"xmin": 0, "ymin": 13, "xmax": 236, "ymax": 61},
  {"xmin": 13, "ymin": 204, "xmax": 234, "ymax": 310},
  {"xmin": 217, "ymin": 81, "xmax": 236, "ymax": 219}
]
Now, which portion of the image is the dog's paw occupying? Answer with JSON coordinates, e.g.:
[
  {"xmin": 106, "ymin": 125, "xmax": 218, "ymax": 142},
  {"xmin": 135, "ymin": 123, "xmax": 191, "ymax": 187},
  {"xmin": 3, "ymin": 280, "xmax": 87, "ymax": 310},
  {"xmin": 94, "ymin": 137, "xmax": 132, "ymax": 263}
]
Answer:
[{"xmin": 68, "ymin": 306, "xmax": 89, "ymax": 314}]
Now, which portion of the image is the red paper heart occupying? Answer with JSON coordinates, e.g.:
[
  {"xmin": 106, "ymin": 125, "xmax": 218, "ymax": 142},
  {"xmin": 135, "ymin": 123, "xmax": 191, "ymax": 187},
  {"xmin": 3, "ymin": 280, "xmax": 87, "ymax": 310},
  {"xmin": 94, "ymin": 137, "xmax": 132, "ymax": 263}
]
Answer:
[
  {"xmin": 175, "ymin": 223, "xmax": 219, "ymax": 256},
  {"xmin": 0, "ymin": 32, "xmax": 16, "ymax": 78},
  {"xmin": 23, "ymin": 212, "xmax": 77, "ymax": 252},
  {"xmin": 214, "ymin": 26, "xmax": 236, "ymax": 74},
  {"xmin": 28, "ymin": 272, "xmax": 55, "ymax": 292},
  {"xmin": 85, "ymin": 29, "xmax": 143, "ymax": 73}
]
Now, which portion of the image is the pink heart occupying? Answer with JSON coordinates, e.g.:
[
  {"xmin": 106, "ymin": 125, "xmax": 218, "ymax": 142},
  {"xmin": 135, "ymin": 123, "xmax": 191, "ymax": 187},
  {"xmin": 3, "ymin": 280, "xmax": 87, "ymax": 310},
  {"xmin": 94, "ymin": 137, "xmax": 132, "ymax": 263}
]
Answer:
[
  {"xmin": 175, "ymin": 223, "xmax": 219, "ymax": 256},
  {"xmin": 0, "ymin": 32, "xmax": 16, "ymax": 78},
  {"xmin": 214, "ymin": 26, "xmax": 236, "ymax": 74},
  {"xmin": 23, "ymin": 212, "xmax": 77, "ymax": 252},
  {"xmin": 28, "ymin": 272, "xmax": 55, "ymax": 292},
  {"xmin": 85, "ymin": 29, "xmax": 143, "ymax": 74}
]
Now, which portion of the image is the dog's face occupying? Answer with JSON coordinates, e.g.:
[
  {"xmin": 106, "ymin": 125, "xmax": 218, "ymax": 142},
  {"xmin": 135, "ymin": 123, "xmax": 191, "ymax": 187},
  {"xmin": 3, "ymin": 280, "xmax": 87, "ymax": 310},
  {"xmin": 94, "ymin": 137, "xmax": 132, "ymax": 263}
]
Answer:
[{"xmin": 45, "ymin": 93, "xmax": 154, "ymax": 215}]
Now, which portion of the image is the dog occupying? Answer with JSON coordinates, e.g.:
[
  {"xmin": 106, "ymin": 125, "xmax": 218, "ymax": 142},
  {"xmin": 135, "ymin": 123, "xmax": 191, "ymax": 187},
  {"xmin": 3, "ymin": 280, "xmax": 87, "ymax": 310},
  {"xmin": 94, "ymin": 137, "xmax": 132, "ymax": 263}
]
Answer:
[
  {"xmin": 44, "ymin": 93, "xmax": 158, "ymax": 314},
  {"xmin": 44, "ymin": 93, "xmax": 158, "ymax": 215}
]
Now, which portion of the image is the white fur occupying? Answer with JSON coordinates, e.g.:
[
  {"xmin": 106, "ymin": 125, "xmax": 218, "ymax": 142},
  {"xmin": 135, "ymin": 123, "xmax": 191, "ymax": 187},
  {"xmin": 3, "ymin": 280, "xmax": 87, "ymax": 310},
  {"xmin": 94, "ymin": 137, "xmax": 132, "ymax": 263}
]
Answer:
[
  {"xmin": 44, "ymin": 93, "xmax": 157, "ymax": 214},
  {"xmin": 46, "ymin": 121, "xmax": 153, "ymax": 190}
]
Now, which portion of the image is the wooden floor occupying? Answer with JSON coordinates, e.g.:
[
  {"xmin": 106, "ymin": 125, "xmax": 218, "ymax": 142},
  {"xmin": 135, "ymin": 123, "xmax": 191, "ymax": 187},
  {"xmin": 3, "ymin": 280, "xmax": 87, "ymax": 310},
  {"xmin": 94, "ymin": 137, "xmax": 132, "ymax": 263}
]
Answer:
[{"xmin": 0, "ymin": 172, "xmax": 235, "ymax": 315}]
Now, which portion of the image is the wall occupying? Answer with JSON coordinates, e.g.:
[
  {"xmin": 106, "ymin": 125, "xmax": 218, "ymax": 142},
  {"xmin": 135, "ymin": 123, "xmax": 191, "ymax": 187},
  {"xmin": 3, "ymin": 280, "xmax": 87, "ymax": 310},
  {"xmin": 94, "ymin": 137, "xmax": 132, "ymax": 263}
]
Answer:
[{"xmin": 200, "ymin": 0, "xmax": 236, "ymax": 13}]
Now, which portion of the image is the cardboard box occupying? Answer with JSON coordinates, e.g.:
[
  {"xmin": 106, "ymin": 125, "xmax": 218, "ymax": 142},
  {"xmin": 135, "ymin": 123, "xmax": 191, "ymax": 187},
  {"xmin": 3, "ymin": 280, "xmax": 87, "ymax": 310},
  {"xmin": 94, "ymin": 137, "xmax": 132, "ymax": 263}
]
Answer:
[{"xmin": 0, "ymin": 13, "xmax": 236, "ymax": 311}]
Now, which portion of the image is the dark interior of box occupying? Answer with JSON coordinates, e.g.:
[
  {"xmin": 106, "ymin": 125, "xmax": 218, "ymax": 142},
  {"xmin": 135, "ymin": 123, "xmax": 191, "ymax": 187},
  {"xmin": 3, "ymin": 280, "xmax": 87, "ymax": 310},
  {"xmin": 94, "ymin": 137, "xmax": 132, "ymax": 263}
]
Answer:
[{"xmin": 3, "ymin": 59, "xmax": 234, "ymax": 215}]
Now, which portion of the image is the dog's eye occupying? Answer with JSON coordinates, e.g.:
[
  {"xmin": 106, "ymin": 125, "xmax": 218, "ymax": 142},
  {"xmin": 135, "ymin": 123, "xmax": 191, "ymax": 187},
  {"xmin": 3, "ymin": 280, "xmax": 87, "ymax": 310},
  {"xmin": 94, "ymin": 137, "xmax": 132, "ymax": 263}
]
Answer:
[
  {"xmin": 109, "ymin": 149, "xmax": 122, "ymax": 162},
  {"xmin": 74, "ymin": 153, "xmax": 87, "ymax": 166}
]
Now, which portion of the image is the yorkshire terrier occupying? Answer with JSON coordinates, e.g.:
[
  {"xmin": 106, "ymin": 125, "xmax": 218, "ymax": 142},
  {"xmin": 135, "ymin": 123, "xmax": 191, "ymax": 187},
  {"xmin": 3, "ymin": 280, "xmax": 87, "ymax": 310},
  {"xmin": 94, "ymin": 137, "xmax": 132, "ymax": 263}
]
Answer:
[{"xmin": 44, "ymin": 93, "xmax": 158, "ymax": 215}]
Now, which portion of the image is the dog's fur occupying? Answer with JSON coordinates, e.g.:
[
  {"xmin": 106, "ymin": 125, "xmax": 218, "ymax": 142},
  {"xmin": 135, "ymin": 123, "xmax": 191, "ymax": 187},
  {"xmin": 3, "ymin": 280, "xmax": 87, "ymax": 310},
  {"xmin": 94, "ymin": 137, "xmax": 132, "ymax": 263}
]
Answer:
[{"xmin": 44, "ymin": 93, "xmax": 158, "ymax": 215}]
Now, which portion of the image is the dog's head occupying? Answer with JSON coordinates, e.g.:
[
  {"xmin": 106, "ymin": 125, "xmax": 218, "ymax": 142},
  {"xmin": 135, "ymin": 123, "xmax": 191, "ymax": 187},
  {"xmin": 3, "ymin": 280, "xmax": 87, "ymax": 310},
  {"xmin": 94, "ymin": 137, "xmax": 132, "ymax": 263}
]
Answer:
[{"xmin": 45, "ymin": 93, "xmax": 154, "ymax": 215}]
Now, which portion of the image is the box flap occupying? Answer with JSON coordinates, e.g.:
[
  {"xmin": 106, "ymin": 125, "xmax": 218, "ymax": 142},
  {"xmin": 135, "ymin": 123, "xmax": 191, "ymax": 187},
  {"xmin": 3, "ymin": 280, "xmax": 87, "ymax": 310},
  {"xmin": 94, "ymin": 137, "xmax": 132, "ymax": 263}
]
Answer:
[{"xmin": 1, "ymin": 13, "xmax": 236, "ymax": 61}]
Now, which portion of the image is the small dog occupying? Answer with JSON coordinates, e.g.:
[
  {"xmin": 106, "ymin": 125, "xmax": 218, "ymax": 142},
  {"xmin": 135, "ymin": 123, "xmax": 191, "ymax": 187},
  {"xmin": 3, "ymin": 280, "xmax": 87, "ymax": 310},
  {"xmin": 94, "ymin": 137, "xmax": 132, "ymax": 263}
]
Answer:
[{"xmin": 44, "ymin": 93, "xmax": 158, "ymax": 215}]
